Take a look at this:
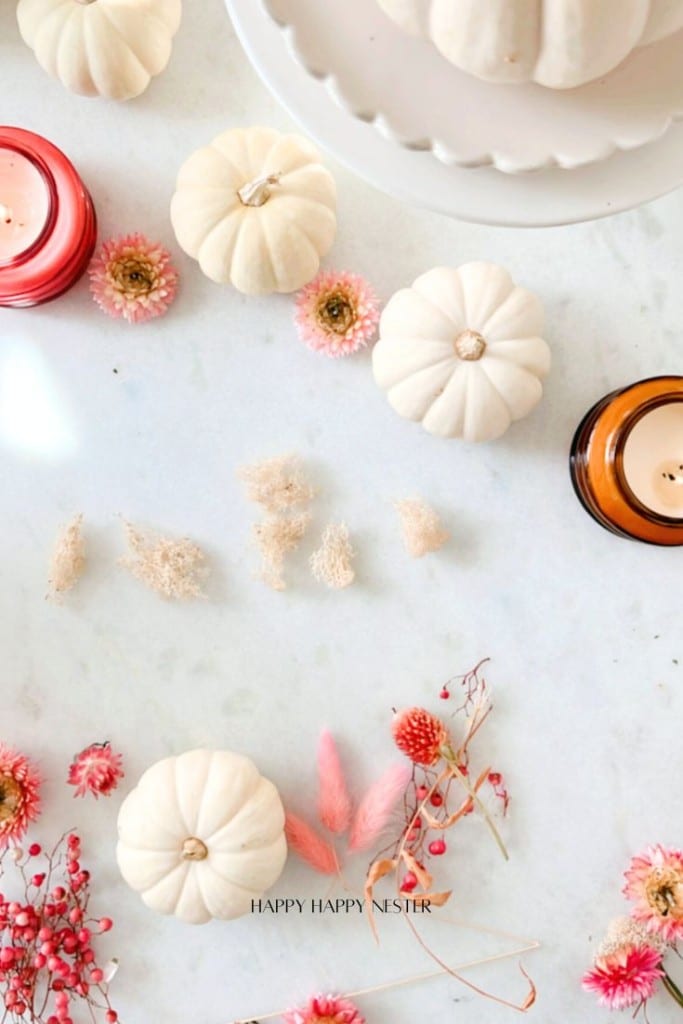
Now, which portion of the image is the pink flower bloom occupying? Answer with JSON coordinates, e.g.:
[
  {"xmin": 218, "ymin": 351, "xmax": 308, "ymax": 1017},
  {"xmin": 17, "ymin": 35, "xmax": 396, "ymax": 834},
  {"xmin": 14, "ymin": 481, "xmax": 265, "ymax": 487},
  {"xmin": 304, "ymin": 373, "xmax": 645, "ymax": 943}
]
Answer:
[
  {"xmin": 624, "ymin": 845, "xmax": 683, "ymax": 942},
  {"xmin": 89, "ymin": 233, "xmax": 178, "ymax": 323},
  {"xmin": 283, "ymin": 994, "xmax": 365, "ymax": 1024},
  {"xmin": 68, "ymin": 742, "xmax": 124, "ymax": 799},
  {"xmin": 582, "ymin": 945, "xmax": 664, "ymax": 1010},
  {"xmin": 0, "ymin": 744, "xmax": 41, "ymax": 847},
  {"xmin": 392, "ymin": 707, "xmax": 450, "ymax": 767},
  {"xmin": 295, "ymin": 271, "xmax": 380, "ymax": 357}
]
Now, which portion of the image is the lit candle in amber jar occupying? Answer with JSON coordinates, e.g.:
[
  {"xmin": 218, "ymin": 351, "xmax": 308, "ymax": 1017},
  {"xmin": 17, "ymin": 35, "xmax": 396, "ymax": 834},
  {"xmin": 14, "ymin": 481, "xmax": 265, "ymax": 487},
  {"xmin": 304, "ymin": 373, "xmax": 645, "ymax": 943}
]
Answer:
[
  {"xmin": 0, "ymin": 127, "xmax": 97, "ymax": 307},
  {"xmin": 570, "ymin": 376, "xmax": 683, "ymax": 546}
]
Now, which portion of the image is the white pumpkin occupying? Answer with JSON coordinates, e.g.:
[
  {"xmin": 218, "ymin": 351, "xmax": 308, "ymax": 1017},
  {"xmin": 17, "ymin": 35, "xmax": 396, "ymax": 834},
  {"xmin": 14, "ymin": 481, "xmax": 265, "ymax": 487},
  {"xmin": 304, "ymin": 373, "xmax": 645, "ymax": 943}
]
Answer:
[
  {"xmin": 170, "ymin": 127, "xmax": 337, "ymax": 295},
  {"xmin": 17, "ymin": 0, "xmax": 182, "ymax": 101},
  {"xmin": 116, "ymin": 749, "xmax": 287, "ymax": 924},
  {"xmin": 376, "ymin": 0, "xmax": 683, "ymax": 89},
  {"xmin": 373, "ymin": 263, "xmax": 551, "ymax": 443}
]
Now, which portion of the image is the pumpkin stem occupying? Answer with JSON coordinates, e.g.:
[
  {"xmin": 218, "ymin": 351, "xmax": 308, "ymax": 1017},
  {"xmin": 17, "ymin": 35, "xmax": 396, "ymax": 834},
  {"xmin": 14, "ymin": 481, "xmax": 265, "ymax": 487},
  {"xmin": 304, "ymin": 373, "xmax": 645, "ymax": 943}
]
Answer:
[
  {"xmin": 238, "ymin": 173, "xmax": 282, "ymax": 208},
  {"xmin": 182, "ymin": 837, "xmax": 208, "ymax": 861},
  {"xmin": 454, "ymin": 329, "xmax": 486, "ymax": 361}
]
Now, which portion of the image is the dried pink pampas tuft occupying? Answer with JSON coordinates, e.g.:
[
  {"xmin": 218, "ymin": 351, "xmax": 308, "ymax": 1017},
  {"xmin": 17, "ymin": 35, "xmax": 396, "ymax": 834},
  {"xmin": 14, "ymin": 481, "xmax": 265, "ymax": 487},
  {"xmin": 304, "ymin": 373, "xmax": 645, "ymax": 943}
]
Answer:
[
  {"xmin": 395, "ymin": 498, "xmax": 449, "ymax": 558},
  {"xmin": 317, "ymin": 730, "xmax": 352, "ymax": 835},
  {"xmin": 310, "ymin": 523, "xmax": 355, "ymax": 589},
  {"xmin": 284, "ymin": 813, "xmax": 339, "ymax": 876},
  {"xmin": 48, "ymin": 514, "xmax": 86, "ymax": 600},
  {"xmin": 237, "ymin": 454, "xmax": 314, "ymax": 514},
  {"xmin": 120, "ymin": 521, "xmax": 208, "ymax": 599},
  {"xmin": 253, "ymin": 514, "xmax": 311, "ymax": 591},
  {"xmin": 348, "ymin": 762, "xmax": 413, "ymax": 852}
]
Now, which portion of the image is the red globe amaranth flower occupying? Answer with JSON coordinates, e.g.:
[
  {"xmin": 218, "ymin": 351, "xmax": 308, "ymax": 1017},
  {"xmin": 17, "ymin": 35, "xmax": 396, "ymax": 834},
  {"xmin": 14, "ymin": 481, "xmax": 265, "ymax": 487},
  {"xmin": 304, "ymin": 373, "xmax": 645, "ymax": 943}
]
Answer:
[
  {"xmin": 0, "ymin": 744, "xmax": 41, "ymax": 847},
  {"xmin": 392, "ymin": 707, "xmax": 449, "ymax": 766},
  {"xmin": 582, "ymin": 945, "xmax": 664, "ymax": 1010},
  {"xmin": 623, "ymin": 845, "xmax": 683, "ymax": 942},
  {"xmin": 68, "ymin": 743, "xmax": 124, "ymax": 799},
  {"xmin": 283, "ymin": 994, "xmax": 365, "ymax": 1024}
]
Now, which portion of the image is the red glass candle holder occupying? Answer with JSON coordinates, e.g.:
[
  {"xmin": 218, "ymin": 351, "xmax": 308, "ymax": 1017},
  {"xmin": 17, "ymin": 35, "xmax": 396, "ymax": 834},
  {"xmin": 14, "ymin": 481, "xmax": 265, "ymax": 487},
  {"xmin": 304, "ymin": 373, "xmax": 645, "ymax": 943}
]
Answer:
[{"xmin": 0, "ymin": 126, "xmax": 97, "ymax": 308}]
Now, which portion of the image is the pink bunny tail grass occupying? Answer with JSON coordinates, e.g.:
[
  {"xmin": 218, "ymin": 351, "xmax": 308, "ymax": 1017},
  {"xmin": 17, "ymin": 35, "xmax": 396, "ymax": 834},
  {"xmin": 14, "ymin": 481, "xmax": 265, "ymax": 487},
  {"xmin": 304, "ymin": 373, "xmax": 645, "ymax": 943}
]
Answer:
[
  {"xmin": 285, "ymin": 813, "xmax": 339, "ymax": 875},
  {"xmin": 348, "ymin": 762, "xmax": 412, "ymax": 853},
  {"xmin": 317, "ymin": 730, "xmax": 353, "ymax": 835}
]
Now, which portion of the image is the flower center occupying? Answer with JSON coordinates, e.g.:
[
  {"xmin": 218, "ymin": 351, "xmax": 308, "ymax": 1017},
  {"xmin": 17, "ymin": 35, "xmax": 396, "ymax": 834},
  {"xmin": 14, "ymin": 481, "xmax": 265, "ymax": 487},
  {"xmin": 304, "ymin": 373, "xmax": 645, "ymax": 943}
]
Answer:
[
  {"xmin": 454, "ymin": 329, "xmax": 486, "ymax": 361},
  {"xmin": 646, "ymin": 868, "xmax": 683, "ymax": 917},
  {"xmin": 317, "ymin": 292, "xmax": 356, "ymax": 336},
  {"xmin": 111, "ymin": 258, "xmax": 155, "ymax": 297},
  {"xmin": 0, "ymin": 776, "xmax": 22, "ymax": 823},
  {"xmin": 182, "ymin": 837, "xmax": 208, "ymax": 862}
]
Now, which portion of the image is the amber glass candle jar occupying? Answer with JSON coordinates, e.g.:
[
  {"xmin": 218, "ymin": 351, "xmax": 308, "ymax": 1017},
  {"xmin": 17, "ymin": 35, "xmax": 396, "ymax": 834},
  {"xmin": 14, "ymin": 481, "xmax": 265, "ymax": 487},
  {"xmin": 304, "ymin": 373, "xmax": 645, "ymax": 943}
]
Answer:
[
  {"xmin": 0, "ymin": 126, "xmax": 97, "ymax": 308},
  {"xmin": 570, "ymin": 376, "xmax": 683, "ymax": 546}
]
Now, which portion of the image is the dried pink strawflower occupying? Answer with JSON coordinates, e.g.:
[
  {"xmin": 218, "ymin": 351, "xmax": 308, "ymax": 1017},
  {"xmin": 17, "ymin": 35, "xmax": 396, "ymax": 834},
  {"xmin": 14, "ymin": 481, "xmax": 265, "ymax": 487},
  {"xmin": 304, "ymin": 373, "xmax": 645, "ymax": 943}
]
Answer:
[
  {"xmin": 0, "ymin": 744, "xmax": 41, "ymax": 847},
  {"xmin": 582, "ymin": 944, "xmax": 664, "ymax": 1010},
  {"xmin": 89, "ymin": 233, "xmax": 178, "ymax": 323},
  {"xmin": 68, "ymin": 742, "xmax": 124, "ymax": 799},
  {"xmin": 295, "ymin": 270, "xmax": 380, "ymax": 357},
  {"xmin": 283, "ymin": 994, "xmax": 365, "ymax": 1024},
  {"xmin": 624, "ymin": 845, "xmax": 683, "ymax": 942},
  {"xmin": 392, "ymin": 707, "xmax": 449, "ymax": 767}
]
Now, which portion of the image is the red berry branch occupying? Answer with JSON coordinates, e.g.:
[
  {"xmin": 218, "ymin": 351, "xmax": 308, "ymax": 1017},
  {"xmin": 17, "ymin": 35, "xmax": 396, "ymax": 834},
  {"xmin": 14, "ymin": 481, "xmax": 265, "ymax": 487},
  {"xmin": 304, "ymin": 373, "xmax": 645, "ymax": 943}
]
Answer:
[{"xmin": 0, "ymin": 834, "xmax": 118, "ymax": 1024}]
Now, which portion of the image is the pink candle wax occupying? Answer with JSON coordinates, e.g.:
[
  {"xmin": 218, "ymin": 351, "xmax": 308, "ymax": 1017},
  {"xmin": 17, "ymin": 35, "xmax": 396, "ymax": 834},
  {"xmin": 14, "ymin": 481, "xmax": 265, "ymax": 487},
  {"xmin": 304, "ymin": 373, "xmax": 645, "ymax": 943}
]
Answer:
[
  {"xmin": 0, "ymin": 147, "xmax": 51, "ymax": 262},
  {"xmin": 0, "ymin": 127, "xmax": 97, "ymax": 308}
]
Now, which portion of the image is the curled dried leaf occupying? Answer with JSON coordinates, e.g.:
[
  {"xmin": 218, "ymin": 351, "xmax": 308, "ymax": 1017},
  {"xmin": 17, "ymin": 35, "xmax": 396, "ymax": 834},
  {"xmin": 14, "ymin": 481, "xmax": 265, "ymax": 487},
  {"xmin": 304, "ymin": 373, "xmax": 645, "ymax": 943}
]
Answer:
[{"xmin": 364, "ymin": 858, "xmax": 397, "ymax": 941}]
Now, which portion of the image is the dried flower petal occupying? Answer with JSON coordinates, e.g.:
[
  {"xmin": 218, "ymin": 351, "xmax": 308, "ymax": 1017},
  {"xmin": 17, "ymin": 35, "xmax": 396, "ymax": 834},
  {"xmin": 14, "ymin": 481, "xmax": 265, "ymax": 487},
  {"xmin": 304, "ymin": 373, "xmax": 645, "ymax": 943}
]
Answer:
[
  {"xmin": 120, "ymin": 521, "xmax": 208, "ymax": 600},
  {"xmin": 0, "ymin": 744, "xmax": 41, "ymax": 847},
  {"xmin": 295, "ymin": 270, "xmax": 380, "ymax": 357},
  {"xmin": 48, "ymin": 514, "xmax": 86, "ymax": 599},
  {"xmin": 392, "ymin": 707, "xmax": 450, "ymax": 766},
  {"xmin": 253, "ymin": 514, "xmax": 310, "ymax": 591},
  {"xmin": 395, "ymin": 499, "xmax": 449, "ymax": 558},
  {"xmin": 89, "ymin": 233, "xmax": 178, "ymax": 323},
  {"xmin": 310, "ymin": 523, "xmax": 355, "ymax": 589},
  {"xmin": 624, "ymin": 845, "xmax": 683, "ymax": 942},
  {"xmin": 238, "ymin": 455, "xmax": 314, "ymax": 514},
  {"xmin": 68, "ymin": 742, "xmax": 124, "ymax": 799}
]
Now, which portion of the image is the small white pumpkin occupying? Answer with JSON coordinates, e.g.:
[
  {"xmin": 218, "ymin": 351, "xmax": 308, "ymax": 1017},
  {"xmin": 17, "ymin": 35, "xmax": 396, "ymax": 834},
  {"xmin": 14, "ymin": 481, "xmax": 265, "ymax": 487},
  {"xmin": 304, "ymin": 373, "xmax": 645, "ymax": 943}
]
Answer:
[
  {"xmin": 376, "ymin": 0, "xmax": 683, "ymax": 89},
  {"xmin": 373, "ymin": 262, "xmax": 551, "ymax": 443},
  {"xmin": 116, "ymin": 749, "xmax": 287, "ymax": 925},
  {"xmin": 170, "ymin": 127, "xmax": 337, "ymax": 296},
  {"xmin": 17, "ymin": 0, "xmax": 182, "ymax": 101}
]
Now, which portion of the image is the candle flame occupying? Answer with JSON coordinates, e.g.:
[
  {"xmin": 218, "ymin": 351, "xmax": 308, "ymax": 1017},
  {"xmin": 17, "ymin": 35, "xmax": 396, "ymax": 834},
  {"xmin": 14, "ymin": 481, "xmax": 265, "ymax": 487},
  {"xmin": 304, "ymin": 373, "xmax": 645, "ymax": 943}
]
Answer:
[{"xmin": 0, "ymin": 203, "xmax": 11, "ymax": 223}]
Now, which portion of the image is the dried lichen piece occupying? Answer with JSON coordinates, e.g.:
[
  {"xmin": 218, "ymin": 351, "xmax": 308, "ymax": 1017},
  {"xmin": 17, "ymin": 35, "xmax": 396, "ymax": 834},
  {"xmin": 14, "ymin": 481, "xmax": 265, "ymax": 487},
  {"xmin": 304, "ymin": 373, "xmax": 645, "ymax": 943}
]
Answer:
[
  {"xmin": 120, "ymin": 522, "xmax": 208, "ymax": 600},
  {"xmin": 395, "ymin": 498, "xmax": 449, "ymax": 558},
  {"xmin": 254, "ymin": 514, "xmax": 310, "ymax": 591},
  {"xmin": 48, "ymin": 514, "xmax": 86, "ymax": 600},
  {"xmin": 237, "ymin": 454, "xmax": 314, "ymax": 514},
  {"xmin": 310, "ymin": 522, "xmax": 355, "ymax": 589}
]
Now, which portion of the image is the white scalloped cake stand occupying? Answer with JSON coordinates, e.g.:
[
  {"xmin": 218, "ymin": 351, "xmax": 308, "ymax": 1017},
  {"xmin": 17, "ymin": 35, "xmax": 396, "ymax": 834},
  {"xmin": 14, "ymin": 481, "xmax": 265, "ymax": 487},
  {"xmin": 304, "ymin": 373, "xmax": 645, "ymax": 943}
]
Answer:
[
  {"xmin": 262, "ymin": 0, "xmax": 683, "ymax": 174},
  {"xmin": 225, "ymin": 0, "xmax": 683, "ymax": 227}
]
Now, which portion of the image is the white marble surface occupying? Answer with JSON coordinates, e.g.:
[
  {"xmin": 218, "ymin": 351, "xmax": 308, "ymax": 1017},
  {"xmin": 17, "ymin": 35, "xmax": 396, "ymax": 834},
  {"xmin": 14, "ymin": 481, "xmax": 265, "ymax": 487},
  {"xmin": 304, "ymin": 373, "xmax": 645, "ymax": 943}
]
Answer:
[{"xmin": 1, "ymin": 3, "xmax": 683, "ymax": 1023}]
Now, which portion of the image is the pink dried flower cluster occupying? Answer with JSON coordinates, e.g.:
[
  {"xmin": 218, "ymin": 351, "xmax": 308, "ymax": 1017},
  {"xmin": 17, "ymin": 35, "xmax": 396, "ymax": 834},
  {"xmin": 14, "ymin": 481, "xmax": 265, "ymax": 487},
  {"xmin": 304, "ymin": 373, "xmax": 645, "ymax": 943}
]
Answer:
[
  {"xmin": 67, "ymin": 744, "xmax": 124, "ymax": 800},
  {"xmin": 283, "ymin": 994, "xmax": 365, "ymax": 1024},
  {"xmin": 583, "ymin": 846, "xmax": 683, "ymax": 1014},
  {"xmin": 89, "ymin": 233, "xmax": 178, "ymax": 324},
  {"xmin": 386, "ymin": 662, "xmax": 509, "ymax": 896},
  {"xmin": 0, "ymin": 834, "xmax": 117, "ymax": 1024},
  {"xmin": 0, "ymin": 746, "xmax": 41, "ymax": 849},
  {"xmin": 294, "ymin": 270, "xmax": 380, "ymax": 357}
]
